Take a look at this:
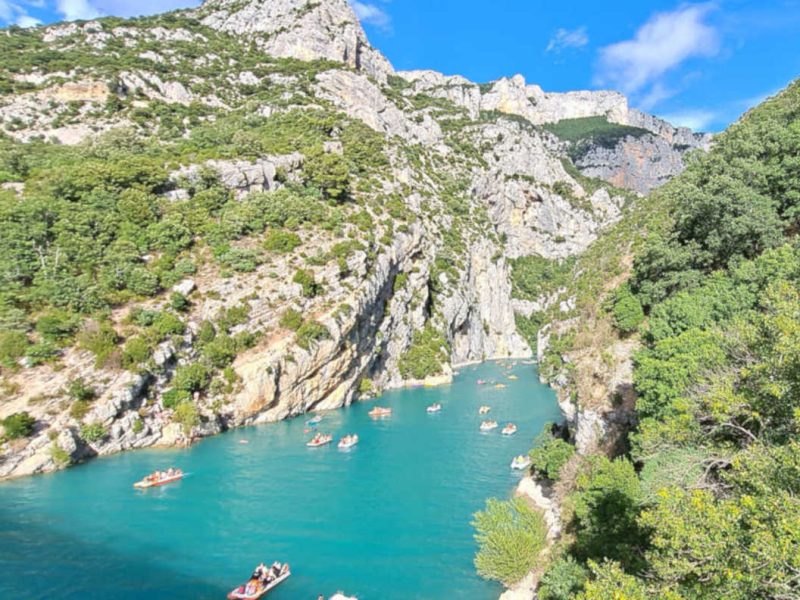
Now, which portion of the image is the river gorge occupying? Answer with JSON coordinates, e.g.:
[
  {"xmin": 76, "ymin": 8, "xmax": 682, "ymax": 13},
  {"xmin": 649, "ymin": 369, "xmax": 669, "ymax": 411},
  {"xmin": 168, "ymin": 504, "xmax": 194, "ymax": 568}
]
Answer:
[{"xmin": 0, "ymin": 361, "xmax": 560, "ymax": 599}]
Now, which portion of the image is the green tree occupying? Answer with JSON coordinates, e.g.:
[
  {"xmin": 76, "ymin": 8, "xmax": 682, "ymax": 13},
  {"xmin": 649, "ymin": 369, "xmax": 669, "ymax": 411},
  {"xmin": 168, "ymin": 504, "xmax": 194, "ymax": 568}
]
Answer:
[{"xmin": 472, "ymin": 497, "xmax": 548, "ymax": 585}]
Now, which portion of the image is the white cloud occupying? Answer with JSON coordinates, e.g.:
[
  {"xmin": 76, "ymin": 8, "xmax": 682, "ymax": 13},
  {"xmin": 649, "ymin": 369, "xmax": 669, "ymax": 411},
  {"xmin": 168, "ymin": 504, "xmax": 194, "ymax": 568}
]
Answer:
[
  {"xmin": 16, "ymin": 13, "xmax": 41, "ymax": 26},
  {"xmin": 659, "ymin": 109, "xmax": 716, "ymax": 131},
  {"xmin": 350, "ymin": 1, "xmax": 390, "ymax": 30},
  {"xmin": 596, "ymin": 3, "xmax": 719, "ymax": 106},
  {"xmin": 56, "ymin": 0, "xmax": 101, "ymax": 20},
  {"xmin": 546, "ymin": 26, "xmax": 589, "ymax": 53}
]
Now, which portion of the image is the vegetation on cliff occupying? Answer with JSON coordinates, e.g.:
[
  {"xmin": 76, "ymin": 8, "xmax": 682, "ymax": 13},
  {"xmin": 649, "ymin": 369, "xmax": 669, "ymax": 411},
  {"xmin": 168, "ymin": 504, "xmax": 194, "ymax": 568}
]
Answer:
[{"xmin": 537, "ymin": 80, "xmax": 800, "ymax": 599}]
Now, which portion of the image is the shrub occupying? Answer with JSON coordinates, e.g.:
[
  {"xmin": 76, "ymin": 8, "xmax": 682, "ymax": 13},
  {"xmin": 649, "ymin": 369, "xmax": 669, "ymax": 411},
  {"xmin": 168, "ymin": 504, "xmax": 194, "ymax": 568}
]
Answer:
[
  {"xmin": 472, "ymin": 497, "xmax": 548, "ymax": 585},
  {"xmin": 25, "ymin": 341, "xmax": 59, "ymax": 366},
  {"xmin": 293, "ymin": 268, "xmax": 323, "ymax": 298},
  {"xmin": 2, "ymin": 412, "xmax": 35, "ymax": 439},
  {"xmin": 162, "ymin": 388, "xmax": 192, "ymax": 409},
  {"xmin": 358, "ymin": 377, "xmax": 373, "ymax": 395},
  {"xmin": 173, "ymin": 401, "xmax": 199, "ymax": 434},
  {"xmin": 196, "ymin": 320, "xmax": 217, "ymax": 345},
  {"xmin": 538, "ymin": 557, "xmax": 589, "ymax": 600},
  {"xmin": 78, "ymin": 322, "xmax": 120, "ymax": 368},
  {"xmin": 611, "ymin": 284, "xmax": 645, "ymax": 334},
  {"xmin": 150, "ymin": 312, "xmax": 185, "ymax": 338},
  {"xmin": 173, "ymin": 362, "xmax": 211, "ymax": 393},
  {"xmin": 170, "ymin": 292, "xmax": 190, "ymax": 312},
  {"xmin": 50, "ymin": 444, "xmax": 71, "ymax": 466},
  {"xmin": 279, "ymin": 309, "xmax": 303, "ymax": 331},
  {"xmin": 65, "ymin": 378, "xmax": 96, "ymax": 402},
  {"xmin": 295, "ymin": 320, "xmax": 330, "ymax": 350},
  {"xmin": 217, "ymin": 304, "xmax": 250, "ymax": 332},
  {"xmin": 529, "ymin": 429, "xmax": 575, "ymax": 482},
  {"xmin": 121, "ymin": 336, "xmax": 151, "ymax": 369},
  {"xmin": 201, "ymin": 334, "xmax": 237, "ymax": 368},
  {"xmin": 217, "ymin": 247, "xmax": 261, "ymax": 273},
  {"xmin": 263, "ymin": 229, "xmax": 302, "ymax": 253},
  {"xmin": 80, "ymin": 422, "xmax": 107, "ymax": 443},
  {"xmin": 35, "ymin": 310, "xmax": 79, "ymax": 342},
  {"xmin": 0, "ymin": 330, "xmax": 28, "ymax": 366}
]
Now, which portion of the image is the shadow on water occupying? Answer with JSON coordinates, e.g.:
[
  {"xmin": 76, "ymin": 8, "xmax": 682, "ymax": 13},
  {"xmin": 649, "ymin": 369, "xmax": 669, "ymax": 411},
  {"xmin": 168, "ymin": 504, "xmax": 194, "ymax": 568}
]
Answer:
[{"xmin": 0, "ymin": 510, "xmax": 223, "ymax": 599}]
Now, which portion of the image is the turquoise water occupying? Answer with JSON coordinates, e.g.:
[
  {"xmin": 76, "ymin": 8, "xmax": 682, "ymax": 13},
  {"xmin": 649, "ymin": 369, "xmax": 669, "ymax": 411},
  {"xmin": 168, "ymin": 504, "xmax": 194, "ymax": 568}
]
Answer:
[{"xmin": 0, "ymin": 361, "xmax": 560, "ymax": 599}]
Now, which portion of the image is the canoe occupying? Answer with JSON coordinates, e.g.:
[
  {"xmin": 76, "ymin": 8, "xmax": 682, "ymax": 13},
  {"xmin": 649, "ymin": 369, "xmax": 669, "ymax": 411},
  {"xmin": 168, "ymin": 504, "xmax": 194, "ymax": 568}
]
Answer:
[
  {"xmin": 133, "ymin": 473, "xmax": 183, "ymax": 489},
  {"xmin": 227, "ymin": 568, "xmax": 291, "ymax": 599},
  {"xmin": 307, "ymin": 435, "xmax": 333, "ymax": 448}
]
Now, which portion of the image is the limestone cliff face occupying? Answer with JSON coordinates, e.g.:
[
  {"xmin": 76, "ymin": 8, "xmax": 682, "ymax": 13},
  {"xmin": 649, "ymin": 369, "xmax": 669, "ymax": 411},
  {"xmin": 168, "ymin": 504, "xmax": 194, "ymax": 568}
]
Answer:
[{"xmin": 195, "ymin": 0, "xmax": 393, "ymax": 80}]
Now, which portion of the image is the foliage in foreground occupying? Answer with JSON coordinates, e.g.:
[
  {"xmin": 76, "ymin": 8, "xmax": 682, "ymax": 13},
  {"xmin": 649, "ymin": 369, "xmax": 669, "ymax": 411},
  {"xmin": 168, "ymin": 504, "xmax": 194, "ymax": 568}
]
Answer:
[{"xmin": 472, "ymin": 497, "xmax": 548, "ymax": 586}]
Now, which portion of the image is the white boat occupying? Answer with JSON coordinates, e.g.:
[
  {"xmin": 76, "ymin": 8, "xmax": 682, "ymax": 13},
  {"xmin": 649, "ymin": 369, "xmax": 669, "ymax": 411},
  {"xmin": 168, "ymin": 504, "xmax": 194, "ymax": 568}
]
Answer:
[
  {"xmin": 133, "ymin": 469, "xmax": 183, "ymax": 489},
  {"xmin": 306, "ymin": 415, "xmax": 322, "ymax": 425},
  {"xmin": 480, "ymin": 420, "xmax": 498, "ymax": 432},
  {"xmin": 511, "ymin": 455, "xmax": 531, "ymax": 470},
  {"xmin": 478, "ymin": 405, "xmax": 491, "ymax": 415},
  {"xmin": 306, "ymin": 433, "xmax": 333, "ymax": 447},
  {"xmin": 338, "ymin": 434, "xmax": 359, "ymax": 449},
  {"xmin": 368, "ymin": 407, "xmax": 392, "ymax": 418},
  {"xmin": 227, "ymin": 563, "xmax": 291, "ymax": 599},
  {"xmin": 502, "ymin": 423, "xmax": 518, "ymax": 436},
  {"xmin": 426, "ymin": 403, "xmax": 442, "ymax": 413}
]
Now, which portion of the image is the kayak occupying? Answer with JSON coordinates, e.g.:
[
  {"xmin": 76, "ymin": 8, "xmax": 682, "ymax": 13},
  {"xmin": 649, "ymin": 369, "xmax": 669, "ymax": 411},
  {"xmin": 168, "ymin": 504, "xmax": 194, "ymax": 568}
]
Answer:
[
  {"xmin": 227, "ymin": 566, "xmax": 291, "ymax": 599},
  {"xmin": 338, "ymin": 435, "xmax": 359, "ymax": 450},
  {"xmin": 306, "ymin": 434, "xmax": 333, "ymax": 447},
  {"xmin": 511, "ymin": 456, "xmax": 531, "ymax": 470},
  {"xmin": 480, "ymin": 420, "xmax": 499, "ymax": 432},
  {"xmin": 502, "ymin": 424, "xmax": 518, "ymax": 436},
  {"xmin": 133, "ymin": 472, "xmax": 183, "ymax": 489}
]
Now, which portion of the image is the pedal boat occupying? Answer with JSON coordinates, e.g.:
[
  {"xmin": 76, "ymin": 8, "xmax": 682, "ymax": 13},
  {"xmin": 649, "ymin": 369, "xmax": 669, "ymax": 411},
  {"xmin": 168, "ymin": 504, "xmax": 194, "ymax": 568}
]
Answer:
[
  {"xmin": 227, "ymin": 564, "xmax": 291, "ymax": 599},
  {"xmin": 306, "ymin": 434, "xmax": 333, "ymax": 447},
  {"xmin": 338, "ymin": 434, "xmax": 359, "ymax": 450},
  {"xmin": 480, "ymin": 420, "xmax": 499, "ymax": 432},
  {"xmin": 426, "ymin": 403, "xmax": 442, "ymax": 413},
  {"xmin": 502, "ymin": 423, "xmax": 518, "ymax": 436},
  {"xmin": 478, "ymin": 405, "xmax": 491, "ymax": 415},
  {"xmin": 368, "ymin": 407, "xmax": 392, "ymax": 418}
]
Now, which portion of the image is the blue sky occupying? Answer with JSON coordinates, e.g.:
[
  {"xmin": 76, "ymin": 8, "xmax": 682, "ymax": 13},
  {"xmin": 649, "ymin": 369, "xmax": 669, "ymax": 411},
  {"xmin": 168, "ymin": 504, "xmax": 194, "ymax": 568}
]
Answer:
[{"xmin": 2, "ymin": 0, "xmax": 799, "ymax": 131}]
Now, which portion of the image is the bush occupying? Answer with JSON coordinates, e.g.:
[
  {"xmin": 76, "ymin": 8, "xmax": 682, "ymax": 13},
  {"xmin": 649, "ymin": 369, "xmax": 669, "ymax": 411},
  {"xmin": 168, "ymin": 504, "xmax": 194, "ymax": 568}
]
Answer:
[
  {"xmin": 472, "ymin": 497, "xmax": 548, "ymax": 585},
  {"xmin": 80, "ymin": 422, "xmax": 107, "ymax": 443},
  {"xmin": 121, "ymin": 336, "xmax": 151, "ymax": 369},
  {"xmin": 611, "ymin": 284, "xmax": 644, "ymax": 334},
  {"xmin": 217, "ymin": 304, "xmax": 250, "ymax": 332},
  {"xmin": 529, "ymin": 428, "xmax": 575, "ymax": 481},
  {"xmin": 173, "ymin": 362, "xmax": 211, "ymax": 393},
  {"xmin": 295, "ymin": 320, "xmax": 330, "ymax": 350},
  {"xmin": 162, "ymin": 388, "xmax": 191, "ymax": 409},
  {"xmin": 293, "ymin": 268, "xmax": 323, "ymax": 298},
  {"xmin": 538, "ymin": 557, "xmax": 589, "ymax": 600},
  {"xmin": 217, "ymin": 247, "xmax": 261, "ymax": 273},
  {"xmin": 201, "ymin": 334, "xmax": 237, "ymax": 368},
  {"xmin": 2, "ymin": 412, "xmax": 35, "ymax": 439},
  {"xmin": 78, "ymin": 322, "xmax": 120, "ymax": 368},
  {"xmin": 25, "ymin": 341, "xmax": 59, "ymax": 366},
  {"xmin": 173, "ymin": 401, "xmax": 199, "ymax": 434},
  {"xmin": 279, "ymin": 309, "xmax": 303, "ymax": 331},
  {"xmin": 170, "ymin": 292, "xmax": 190, "ymax": 312},
  {"xmin": 35, "ymin": 310, "xmax": 79, "ymax": 342},
  {"xmin": 65, "ymin": 378, "xmax": 95, "ymax": 402},
  {"xmin": 0, "ymin": 330, "xmax": 28, "ymax": 366},
  {"xmin": 70, "ymin": 400, "xmax": 92, "ymax": 420},
  {"xmin": 150, "ymin": 312, "xmax": 185, "ymax": 338},
  {"xmin": 263, "ymin": 229, "xmax": 302, "ymax": 253}
]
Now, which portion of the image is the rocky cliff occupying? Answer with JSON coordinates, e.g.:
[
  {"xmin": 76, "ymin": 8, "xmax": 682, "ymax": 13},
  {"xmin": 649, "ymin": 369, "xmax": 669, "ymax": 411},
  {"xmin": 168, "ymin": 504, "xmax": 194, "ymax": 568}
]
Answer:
[{"xmin": 0, "ymin": 0, "xmax": 699, "ymax": 479}]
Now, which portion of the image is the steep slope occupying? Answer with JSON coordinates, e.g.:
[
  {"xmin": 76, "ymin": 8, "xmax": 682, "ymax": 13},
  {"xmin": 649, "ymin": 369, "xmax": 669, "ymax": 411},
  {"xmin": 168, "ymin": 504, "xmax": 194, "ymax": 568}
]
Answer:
[
  {"xmin": 0, "ymin": 0, "xmax": 698, "ymax": 480},
  {"xmin": 522, "ymin": 80, "xmax": 800, "ymax": 599}
]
